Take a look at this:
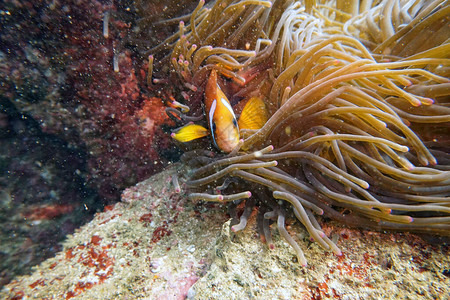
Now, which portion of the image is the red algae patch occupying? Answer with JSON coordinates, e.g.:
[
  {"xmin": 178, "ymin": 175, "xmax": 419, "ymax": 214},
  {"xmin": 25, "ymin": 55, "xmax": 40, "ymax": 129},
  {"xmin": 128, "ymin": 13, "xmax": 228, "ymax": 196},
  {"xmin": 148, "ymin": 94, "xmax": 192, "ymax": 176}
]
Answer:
[
  {"xmin": 22, "ymin": 204, "xmax": 75, "ymax": 220},
  {"xmin": 1, "ymin": 165, "xmax": 448, "ymax": 299}
]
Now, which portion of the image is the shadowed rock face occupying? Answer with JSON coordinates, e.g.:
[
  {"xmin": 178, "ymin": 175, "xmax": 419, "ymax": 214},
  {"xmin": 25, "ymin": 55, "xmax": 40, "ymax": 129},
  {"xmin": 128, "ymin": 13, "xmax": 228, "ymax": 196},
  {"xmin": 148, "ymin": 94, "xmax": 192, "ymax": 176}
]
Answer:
[
  {"xmin": 0, "ymin": 94, "xmax": 99, "ymax": 288},
  {"xmin": 0, "ymin": 0, "xmax": 176, "ymax": 287},
  {"xmin": 1, "ymin": 165, "xmax": 449, "ymax": 299}
]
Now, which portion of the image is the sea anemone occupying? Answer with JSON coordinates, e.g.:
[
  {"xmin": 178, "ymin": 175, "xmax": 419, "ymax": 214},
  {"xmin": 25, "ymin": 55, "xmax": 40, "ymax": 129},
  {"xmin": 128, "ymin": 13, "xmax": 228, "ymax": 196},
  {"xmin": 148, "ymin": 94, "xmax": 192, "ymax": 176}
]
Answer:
[{"xmin": 145, "ymin": 0, "xmax": 450, "ymax": 266}]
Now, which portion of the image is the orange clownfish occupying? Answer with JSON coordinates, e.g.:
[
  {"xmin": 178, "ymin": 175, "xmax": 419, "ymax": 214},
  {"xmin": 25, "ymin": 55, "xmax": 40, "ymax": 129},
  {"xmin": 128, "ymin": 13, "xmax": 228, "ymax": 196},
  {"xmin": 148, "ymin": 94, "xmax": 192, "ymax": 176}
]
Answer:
[{"xmin": 171, "ymin": 70, "xmax": 268, "ymax": 153}]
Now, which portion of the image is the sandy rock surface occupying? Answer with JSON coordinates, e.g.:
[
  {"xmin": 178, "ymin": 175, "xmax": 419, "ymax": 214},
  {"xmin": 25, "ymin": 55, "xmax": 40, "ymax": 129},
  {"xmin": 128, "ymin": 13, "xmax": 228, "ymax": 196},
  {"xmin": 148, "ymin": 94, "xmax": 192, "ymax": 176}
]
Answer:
[{"xmin": 1, "ymin": 165, "xmax": 449, "ymax": 299}]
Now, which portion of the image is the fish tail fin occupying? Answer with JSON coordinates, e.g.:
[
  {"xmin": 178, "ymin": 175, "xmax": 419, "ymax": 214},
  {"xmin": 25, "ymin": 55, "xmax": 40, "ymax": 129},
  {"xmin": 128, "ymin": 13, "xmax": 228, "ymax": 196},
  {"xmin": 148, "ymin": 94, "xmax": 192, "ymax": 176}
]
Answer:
[{"xmin": 171, "ymin": 124, "xmax": 209, "ymax": 142}]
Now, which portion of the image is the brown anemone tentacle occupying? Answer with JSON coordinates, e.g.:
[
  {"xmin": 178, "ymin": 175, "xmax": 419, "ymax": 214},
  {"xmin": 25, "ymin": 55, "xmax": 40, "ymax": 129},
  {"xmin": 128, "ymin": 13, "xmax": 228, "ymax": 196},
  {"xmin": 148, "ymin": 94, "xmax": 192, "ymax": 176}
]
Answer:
[{"xmin": 143, "ymin": 0, "xmax": 450, "ymax": 266}]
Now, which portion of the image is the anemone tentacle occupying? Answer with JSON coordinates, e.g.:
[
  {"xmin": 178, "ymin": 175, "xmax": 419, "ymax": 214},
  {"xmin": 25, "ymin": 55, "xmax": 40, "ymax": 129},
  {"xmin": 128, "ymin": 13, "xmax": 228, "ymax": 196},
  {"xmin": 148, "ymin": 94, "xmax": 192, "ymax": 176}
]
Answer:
[{"xmin": 144, "ymin": 0, "xmax": 450, "ymax": 264}]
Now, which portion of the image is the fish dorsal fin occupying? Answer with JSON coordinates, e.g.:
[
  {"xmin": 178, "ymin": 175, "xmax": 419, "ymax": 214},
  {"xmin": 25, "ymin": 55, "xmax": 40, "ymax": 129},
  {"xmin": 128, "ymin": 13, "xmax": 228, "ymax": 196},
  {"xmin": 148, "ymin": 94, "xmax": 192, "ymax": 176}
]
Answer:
[
  {"xmin": 238, "ymin": 97, "xmax": 268, "ymax": 130},
  {"xmin": 171, "ymin": 124, "xmax": 209, "ymax": 142}
]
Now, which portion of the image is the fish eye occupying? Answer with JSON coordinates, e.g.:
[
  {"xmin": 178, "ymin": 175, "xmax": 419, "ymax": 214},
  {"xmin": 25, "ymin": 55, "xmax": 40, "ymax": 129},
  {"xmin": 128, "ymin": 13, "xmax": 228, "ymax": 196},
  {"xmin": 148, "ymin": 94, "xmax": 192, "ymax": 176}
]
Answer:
[
  {"xmin": 232, "ymin": 119, "xmax": 238, "ymax": 127},
  {"xmin": 212, "ymin": 122, "xmax": 217, "ymax": 132}
]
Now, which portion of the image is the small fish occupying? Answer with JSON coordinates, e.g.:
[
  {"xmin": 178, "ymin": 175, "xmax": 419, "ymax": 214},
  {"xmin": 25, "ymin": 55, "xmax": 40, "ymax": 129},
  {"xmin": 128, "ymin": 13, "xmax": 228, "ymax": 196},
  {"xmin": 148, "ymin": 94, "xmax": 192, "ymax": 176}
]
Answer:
[{"xmin": 171, "ymin": 70, "xmax": 268, "ymax": 152}]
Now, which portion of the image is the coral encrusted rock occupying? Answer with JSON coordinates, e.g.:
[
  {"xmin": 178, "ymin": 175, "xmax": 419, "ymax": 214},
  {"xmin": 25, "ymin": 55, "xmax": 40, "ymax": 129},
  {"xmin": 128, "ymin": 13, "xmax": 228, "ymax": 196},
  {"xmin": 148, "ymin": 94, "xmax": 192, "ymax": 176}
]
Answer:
[{"xmin": 1, "ymin": 165, "xmax": 449, "ymax": 299}]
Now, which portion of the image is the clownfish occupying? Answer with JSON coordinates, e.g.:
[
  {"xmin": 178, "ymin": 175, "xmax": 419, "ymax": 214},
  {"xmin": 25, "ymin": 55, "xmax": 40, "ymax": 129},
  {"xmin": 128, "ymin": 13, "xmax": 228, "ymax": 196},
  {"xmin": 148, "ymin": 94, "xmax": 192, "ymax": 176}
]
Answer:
[{"xmin": 171, "ymin": 70, "xmax": 268, "ymax": 152}]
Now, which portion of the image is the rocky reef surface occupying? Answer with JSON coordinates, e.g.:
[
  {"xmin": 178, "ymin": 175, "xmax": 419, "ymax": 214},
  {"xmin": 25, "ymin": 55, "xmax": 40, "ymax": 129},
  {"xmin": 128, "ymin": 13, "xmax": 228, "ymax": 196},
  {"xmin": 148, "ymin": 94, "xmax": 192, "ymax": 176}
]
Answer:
[
  {"xmin": 0, "ymin": 0, "xmax": 177, "ymax": 286},
  {"xmin": 1, "ymin": 165, "xmax": 448, "ymax": 299}
]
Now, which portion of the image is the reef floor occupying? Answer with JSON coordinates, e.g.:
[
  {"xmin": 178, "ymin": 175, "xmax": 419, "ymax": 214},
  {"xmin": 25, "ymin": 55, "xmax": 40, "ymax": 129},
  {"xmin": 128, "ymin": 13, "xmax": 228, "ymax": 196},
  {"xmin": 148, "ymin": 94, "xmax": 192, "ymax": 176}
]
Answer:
[{"xmin": 1, "ymin": 164, "xmax": 449, "ymax": 299}]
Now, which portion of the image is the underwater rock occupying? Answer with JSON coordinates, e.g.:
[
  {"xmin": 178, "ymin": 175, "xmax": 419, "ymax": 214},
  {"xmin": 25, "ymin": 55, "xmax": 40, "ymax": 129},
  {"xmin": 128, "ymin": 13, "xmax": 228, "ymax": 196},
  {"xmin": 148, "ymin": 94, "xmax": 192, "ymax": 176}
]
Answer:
[
  {"xmin": 0, "ymin": 0, "xmax": 174, "ymax": 204},
  {"xmin": 1, "ymin": 165, "xmax": 448, "ymax": 299},
  {"xmin": 0, "ymin": 0, "xmax": 175, "ymax": 286}
]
